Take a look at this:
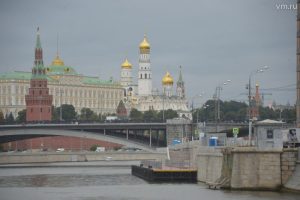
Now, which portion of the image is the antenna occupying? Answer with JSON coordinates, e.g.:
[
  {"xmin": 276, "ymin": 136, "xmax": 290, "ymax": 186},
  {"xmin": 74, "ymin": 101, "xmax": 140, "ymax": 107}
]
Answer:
[{"xmin": 56, "ymin": 33, "xmax": 59, "ymax": 57}]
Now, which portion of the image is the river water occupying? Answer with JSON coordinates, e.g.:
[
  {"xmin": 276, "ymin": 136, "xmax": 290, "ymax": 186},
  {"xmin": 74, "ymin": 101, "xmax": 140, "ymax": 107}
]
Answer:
[{"xmin": 0, "ymin": 164, "xmax": 299, "ymax": 200}]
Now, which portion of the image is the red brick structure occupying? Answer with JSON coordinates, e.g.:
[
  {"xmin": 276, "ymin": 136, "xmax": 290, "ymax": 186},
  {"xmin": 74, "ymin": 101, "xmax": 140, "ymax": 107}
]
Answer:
[
  {"xmin": 25, "ymin": 28, "xmax": 52, "ymax": 122},
  {"xmin": 116, "ymin": 100, "xmax": 128, "ymax": 119},
  {"xmin": 250, "ymin": 83, "xmax": 261, "ymax": 120},
  {"xmin": 2, "ymin": 136, "xmax": 123, "ymax": 151}
]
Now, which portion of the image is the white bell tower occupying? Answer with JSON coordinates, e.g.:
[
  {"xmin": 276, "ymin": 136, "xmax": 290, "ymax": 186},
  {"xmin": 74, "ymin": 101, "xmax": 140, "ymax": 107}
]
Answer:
[{"xmin": 138, "ymin": 35, "xmax": 152, "ymax": 96}]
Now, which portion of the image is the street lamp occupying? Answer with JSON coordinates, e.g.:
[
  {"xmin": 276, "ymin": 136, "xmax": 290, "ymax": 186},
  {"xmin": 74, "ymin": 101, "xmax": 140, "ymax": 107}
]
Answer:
[
  {"xmin": 56, "ymin": 88, "xmax": 64, "ymax": 122},
  {"xmin": 191, "ymin": 93, "xmax": 204, "ymax": 123},
  {"xmin": 247, "ymin": 66, "xmax": 270, "ymax": 145},
  {"xmin": 214, "ymin": 80, "xmax": 231, "ymax": 132}
]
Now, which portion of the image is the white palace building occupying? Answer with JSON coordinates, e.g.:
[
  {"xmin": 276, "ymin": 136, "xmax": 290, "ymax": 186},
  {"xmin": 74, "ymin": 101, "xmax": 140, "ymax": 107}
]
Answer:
[{"xmin": 0, "ymin": 31, "xmax": 191, "ymax": 119}]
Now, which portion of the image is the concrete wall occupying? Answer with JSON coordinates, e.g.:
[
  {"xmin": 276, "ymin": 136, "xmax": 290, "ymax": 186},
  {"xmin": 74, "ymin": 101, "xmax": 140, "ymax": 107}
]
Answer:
[
  {"xmin": 194, "ymin": 146, "xmax": 299, "ymax": 191},
  {"xmin": 0, "ymin": 152, "xmax": 167, "ymax": 164},
  {"xmin": 196, "ymin": 147, "xmax": 223, "ymax": 183},
  {"xmin": 281, "ymin": 149, "xmax": 298, "ymax": 184},
  {"xmin": 166, "ymin": 119, "xmax": 192, "ymax": 146},
  {"xmin": 283, "ymin": 148, "xmax": 300, "ymax": 191},
  {"xmin": 231, "ymin": 148, "xmax": 282, "ymax": 190}
]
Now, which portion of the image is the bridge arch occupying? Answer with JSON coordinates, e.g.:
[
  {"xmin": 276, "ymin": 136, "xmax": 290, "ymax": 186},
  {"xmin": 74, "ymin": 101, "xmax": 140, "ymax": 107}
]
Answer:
[{"xmin": 0, "ymin": 129, "xmax": 156, "ymax": 152}]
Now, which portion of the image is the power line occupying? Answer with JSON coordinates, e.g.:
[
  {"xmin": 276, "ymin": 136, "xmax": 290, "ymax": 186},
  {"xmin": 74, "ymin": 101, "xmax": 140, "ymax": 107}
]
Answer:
[{"xmin": 260, "ymin": 84, "xmax": 296, "ymax": 91}]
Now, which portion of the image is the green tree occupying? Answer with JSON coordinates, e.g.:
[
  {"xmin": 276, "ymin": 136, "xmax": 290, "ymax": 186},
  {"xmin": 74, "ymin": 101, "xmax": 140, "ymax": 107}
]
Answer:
[
  {"xmin": 16, "ymin": 109, "xmax": 26, "ymax": 123},
  {"xmin": 51, "ymin": 106, "xmax": 60, "ymax": 121},
  {"xmin": 129, "ymin": 108, "xmax": 143, "ymax": 122},
  {"xmin": 0, "ymin": 111, "xmax": 4, "ymax": 123},
  {"xmin": 143, "ymin": 110, "xmax": 158, "ymax": 122},
  {"xmin": 52, "ymin": 104, "xmax": 77, "ymax": 121},
  {"xmin": 259, "ymin": 106, "xmax": 277, "ymax": 120},
  {"xmin": 5, "ymin": 112, "xmax": 14, "ymax": 124},
  {"xmin": 80, "ymin": 107, "xmax": 98, "ymax": 121},
  {"xmin": 158, "ymin": 109, "xmax": 178, "ymax": 121},
  {"xmin": 90, "ymin": 144, "xmax": 99, "ymax": 151},
  {"xmin": 61, "ymin": 104, "xmax": 77, "ymax": 121}
]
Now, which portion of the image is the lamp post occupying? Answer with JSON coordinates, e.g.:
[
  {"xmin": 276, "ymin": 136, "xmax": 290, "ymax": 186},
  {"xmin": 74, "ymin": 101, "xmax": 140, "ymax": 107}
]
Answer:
[
  {"xmin": 214, "ymin": 80, "xmax": 231, "ymax": 132},
  {"xmin": 247, "ymin": 66, "xmax": 269, "ymax": 145},
  {"xmin": 202, "ymin": 104, "xmax": 209, "ymax": 133},
  {"xmin": 162, "ymin": 93, "xmax": 165, "ymax": 122},
  {"xmin": 191, "ymin": 93, "xmax": 204, "ymax": 122},
  {"xmin": 56, "ymin": 88, "xmax": 64, "ymax": 122}
]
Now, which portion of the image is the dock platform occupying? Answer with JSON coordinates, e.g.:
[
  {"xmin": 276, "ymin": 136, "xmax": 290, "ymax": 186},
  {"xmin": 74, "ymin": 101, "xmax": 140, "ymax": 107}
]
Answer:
[{"xmin": 131, "ymin": 165, "xmax": 197, "ymax": 182}]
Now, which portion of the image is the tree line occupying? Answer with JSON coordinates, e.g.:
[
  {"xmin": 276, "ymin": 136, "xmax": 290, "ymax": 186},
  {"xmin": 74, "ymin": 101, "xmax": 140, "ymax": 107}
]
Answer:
[
  {"xmin": 192, "ymin": 100, "xmax": 296, "ymax": 123},
  {"xmin": 0, "ymin": 104, "xmax": 179, "ymax": 124},
  {"xmin": 0, "ymin": 100, "xmax": 296, "ymax": 124}
]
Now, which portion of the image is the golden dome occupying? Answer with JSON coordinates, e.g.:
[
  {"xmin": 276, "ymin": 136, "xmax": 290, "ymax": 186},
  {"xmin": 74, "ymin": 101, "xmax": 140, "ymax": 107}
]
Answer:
[
  {"xmin": 52, "ymin": 55, "xmax": 65, "ymax": 66},
  {"xmin": 121, "ymin": 58, "xmax": 132, "ymax": 69},
  {"xmin": 139, "ymin": 34, "xmax": 150, "ymax": 49},
  {"xmin": 162, "ymin": 71, "xmax": 174, "ymax": 85}
]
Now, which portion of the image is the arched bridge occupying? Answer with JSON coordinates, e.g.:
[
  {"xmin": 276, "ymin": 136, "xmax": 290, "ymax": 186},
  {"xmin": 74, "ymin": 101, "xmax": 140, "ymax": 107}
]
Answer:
[
  {"xmin": 0, "ymin": 122, "xmax": 250, "ymax": 150},
  {"xmin": 0, "ymin": 123, "xmax": 167, "ymax": 151}
]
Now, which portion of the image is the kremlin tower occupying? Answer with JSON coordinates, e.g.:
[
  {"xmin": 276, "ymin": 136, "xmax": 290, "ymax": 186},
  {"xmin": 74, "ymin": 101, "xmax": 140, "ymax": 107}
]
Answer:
[
  {"xmin": 162, "ymin": 72, "xmax": 174, "ymax": 97},
  {"xmin": 176, "ymin": 66, "xmax": 185, "ymax": 98},
  {"xmin": 25, "ymin": 28, "xmax": 53, "ymax": 122},
  {"xmin": 138, "ymin": 34, "xmax": 152, "ymax": 96}
]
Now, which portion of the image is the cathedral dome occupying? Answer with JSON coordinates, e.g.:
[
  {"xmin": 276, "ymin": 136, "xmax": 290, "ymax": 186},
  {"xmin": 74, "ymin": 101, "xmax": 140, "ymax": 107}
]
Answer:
[
  {"xmin": 162, "ymin": 72, "xmax": 174, "ymax": 85},
  {"xmin": 121, "ymin": 58, "xmax": 132, "ymax": 69},
  {"xmin": 51, "ymin": 55, "xmax": 65, "ymax": 66},
  {"xmin": 139, "ymin": 35, "xmax": 150, "ymax": 49},
  {"xmin": 46, "ymin": 54, "xmax": 77, "ymax": 76}
]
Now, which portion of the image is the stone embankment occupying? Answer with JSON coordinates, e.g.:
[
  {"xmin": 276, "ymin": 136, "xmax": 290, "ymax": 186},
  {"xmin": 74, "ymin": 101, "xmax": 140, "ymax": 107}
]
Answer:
[
  {"xmin": 284, "ymin": 148, "xmax": 300, "ymax": 191},
  {"xmin": 169, "ymin": 142, "xmax": 299, "ymax": 191},
  {"xmin": 0, "ymin": 152, "xmax": 166, "ymax": 164},
  {"xmin": 196, "ymin": 146, "xmax": 299, "ymax": 191}
]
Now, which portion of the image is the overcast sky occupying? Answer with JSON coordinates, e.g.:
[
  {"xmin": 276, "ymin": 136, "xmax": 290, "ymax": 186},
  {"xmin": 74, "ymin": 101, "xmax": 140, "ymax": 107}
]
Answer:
[{"xmin": 0, "ymin": 0, "xmax": 296, "ymax": 107}]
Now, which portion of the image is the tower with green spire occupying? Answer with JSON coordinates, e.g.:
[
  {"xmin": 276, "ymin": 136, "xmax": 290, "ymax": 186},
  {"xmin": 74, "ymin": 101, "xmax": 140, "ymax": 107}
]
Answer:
[
  {"xmin": 176, "ymin": 66, "xmax": 185, "ymax": 98},
  {"xmin": 25, "ymin": 28, "xmax": 53, "ymax": 122}
]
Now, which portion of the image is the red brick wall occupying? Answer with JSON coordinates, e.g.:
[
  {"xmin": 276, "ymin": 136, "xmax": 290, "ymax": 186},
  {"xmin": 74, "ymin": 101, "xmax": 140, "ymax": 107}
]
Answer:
[{"xmin": 2, "ymin": 136, "xmax": 123, "ymax": 151}]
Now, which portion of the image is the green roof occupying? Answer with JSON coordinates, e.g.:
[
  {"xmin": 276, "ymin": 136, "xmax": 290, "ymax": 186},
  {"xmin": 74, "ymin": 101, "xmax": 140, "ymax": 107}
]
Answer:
[
  {"xmin": 0, "ymin": 71, "xmax": 53, "ymax": 81},
  {"xmin": 0, "ymin": 71, "xmax": 31, "ymax": 80},
  {"xmin": 0, "ymin": 70, "xmax": 120, "ymax": 86},
  {"xmin": 46, "ymin": 65, "xmax": 78, "ymax": 75},
  {"xmin": 82, "ymin": 76, "xmax": 117, "ymax": 85}
]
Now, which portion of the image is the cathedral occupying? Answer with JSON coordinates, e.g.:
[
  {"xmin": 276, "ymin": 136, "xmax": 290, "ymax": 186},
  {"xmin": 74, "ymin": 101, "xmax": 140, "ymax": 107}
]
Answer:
[{"xmin": 120, "ymin": 35, "xmax": 191, "ymax": 119}]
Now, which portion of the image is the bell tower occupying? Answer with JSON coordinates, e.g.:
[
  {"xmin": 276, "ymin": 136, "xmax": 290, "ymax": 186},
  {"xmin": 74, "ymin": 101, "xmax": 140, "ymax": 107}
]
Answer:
[{"xmin": 138, "ymin": 34, "xmax": 152, "ymax": 96}]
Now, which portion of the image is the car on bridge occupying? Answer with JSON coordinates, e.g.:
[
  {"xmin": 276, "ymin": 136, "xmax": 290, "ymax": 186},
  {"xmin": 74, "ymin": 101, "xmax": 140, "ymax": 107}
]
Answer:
[{"xmin": 56, "ymin": 148, "xmax": 65, "ymax": 152}]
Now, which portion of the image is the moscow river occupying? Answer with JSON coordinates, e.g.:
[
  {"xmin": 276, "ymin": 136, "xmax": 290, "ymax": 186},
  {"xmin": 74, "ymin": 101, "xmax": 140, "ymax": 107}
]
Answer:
[{"xmin": 0, "ymin": 162, "xmax": 299, "ymax": 200}]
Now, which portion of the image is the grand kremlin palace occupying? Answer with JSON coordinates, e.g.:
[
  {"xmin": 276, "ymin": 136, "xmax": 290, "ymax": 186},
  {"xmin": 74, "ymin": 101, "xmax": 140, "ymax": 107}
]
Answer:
[{"xmin": 0, "ymin": 54, "xmax": 124, "ymax": 118}]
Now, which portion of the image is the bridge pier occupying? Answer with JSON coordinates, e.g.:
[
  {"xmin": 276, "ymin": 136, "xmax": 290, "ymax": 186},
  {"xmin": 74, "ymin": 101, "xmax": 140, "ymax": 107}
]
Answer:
[
  {"xmin": 126, "ymin": 129, "xmax": 129, "ymax": 140},
  {"xmin": 150, "ymin": 128, "xmax": 152, "ymax": 147},
  {"xmin": 103, "ymin": 129, "xmax": 106, "ymax": 135}
]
